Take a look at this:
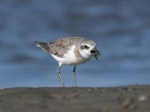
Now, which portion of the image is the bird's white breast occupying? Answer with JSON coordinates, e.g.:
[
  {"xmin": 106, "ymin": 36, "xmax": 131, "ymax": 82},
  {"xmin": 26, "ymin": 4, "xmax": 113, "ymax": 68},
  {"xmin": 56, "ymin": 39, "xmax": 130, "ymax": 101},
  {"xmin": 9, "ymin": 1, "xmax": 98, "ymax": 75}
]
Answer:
[{"xmin": 51, "ymin": 45, "xmax": 91, "ymax": 66}]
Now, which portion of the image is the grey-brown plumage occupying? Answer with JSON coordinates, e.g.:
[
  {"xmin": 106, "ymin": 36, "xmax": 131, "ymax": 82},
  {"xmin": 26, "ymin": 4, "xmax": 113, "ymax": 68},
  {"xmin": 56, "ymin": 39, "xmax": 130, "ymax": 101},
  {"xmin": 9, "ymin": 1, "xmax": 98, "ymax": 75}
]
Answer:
[{"xmin": 35, "ymin": 37, "xmax": 96, "ymax": 58}]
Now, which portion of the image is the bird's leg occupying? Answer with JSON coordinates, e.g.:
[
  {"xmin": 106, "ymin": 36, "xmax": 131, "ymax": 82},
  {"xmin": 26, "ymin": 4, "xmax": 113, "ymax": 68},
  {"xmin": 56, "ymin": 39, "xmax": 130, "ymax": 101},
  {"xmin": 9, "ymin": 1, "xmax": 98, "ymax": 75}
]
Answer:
[
  {"xmin": 57, "ymin": 66, "xmax": 65, "ymax": 87},
  {"xmin": 72, "ymin": 65, "xmax": 77, "ymax": 87}
]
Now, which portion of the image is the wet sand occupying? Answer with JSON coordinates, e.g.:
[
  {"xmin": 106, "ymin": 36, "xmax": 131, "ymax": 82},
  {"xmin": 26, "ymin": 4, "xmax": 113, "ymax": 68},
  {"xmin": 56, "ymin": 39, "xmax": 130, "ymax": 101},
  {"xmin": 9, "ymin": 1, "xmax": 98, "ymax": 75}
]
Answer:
[{"xmin": 0, "ymin": 85, "xmax": 149, "ymax": 112}]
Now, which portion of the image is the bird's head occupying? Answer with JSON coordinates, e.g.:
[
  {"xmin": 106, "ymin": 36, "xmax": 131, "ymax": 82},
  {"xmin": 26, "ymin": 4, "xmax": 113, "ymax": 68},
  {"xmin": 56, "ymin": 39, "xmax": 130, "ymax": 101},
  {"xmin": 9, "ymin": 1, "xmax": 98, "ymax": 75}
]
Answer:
[{"xmin": 79, "ymin": 40, "xmax": 100, "ymax": 60}]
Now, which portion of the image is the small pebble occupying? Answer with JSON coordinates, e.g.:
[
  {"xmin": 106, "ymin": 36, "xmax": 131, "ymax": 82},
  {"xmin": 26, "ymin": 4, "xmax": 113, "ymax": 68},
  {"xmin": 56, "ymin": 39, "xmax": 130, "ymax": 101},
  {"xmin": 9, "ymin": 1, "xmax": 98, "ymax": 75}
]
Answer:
[
  {"xmin": 87, "ymin": 88, "xmax": 92, "ymax": 92},
  {"xmin": 138, "ymin": 95, "xmax": 147, "ymax": 101}
]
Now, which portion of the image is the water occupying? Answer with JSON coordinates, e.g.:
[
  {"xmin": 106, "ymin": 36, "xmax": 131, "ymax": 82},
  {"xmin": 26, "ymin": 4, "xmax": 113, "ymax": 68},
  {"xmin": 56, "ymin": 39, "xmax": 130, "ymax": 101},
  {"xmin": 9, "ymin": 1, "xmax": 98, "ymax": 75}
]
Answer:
[{"xmin": 0, "ymin": 0, "xmax": 150, "ymax": 89}]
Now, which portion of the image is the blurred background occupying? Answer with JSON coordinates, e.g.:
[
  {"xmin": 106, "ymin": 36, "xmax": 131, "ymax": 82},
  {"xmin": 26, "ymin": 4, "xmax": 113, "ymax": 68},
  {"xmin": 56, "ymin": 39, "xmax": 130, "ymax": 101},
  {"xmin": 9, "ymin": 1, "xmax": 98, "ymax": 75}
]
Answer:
[{"xmin": 0, "ymin": 0, "xmax": 150, "ymax": 88}]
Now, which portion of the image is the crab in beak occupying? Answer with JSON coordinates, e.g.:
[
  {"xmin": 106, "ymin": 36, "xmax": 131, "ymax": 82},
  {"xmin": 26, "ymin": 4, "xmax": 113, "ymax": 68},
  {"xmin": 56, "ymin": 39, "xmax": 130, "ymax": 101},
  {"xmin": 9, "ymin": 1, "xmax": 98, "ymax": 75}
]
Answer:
[{"xmin": 91, "ymin": 48, "xmax": 100, "ymax": 60}]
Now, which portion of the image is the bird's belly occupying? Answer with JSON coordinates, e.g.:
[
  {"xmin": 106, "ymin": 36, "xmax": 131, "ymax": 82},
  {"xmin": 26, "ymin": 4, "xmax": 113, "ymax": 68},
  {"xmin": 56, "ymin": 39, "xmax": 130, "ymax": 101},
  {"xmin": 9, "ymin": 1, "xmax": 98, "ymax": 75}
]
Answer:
[
  {"xmin": 61, "ymin": 57, "xmax": 91, "ymax": 65},
  {"xmin": 66, "ymin": 57, "xmax": 91, "ymax": 65},
  {"xmin": 51, "ymin": 54, "xmax": 91, "ymax": 65}
]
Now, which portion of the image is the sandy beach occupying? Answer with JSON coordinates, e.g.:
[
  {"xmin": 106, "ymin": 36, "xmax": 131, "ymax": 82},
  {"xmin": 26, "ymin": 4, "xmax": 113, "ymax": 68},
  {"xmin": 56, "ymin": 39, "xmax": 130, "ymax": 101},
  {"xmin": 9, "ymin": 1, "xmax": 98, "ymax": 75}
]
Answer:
[{"xmin": 0, "ymin": 85, "xmax": 149, "ymax": 112}]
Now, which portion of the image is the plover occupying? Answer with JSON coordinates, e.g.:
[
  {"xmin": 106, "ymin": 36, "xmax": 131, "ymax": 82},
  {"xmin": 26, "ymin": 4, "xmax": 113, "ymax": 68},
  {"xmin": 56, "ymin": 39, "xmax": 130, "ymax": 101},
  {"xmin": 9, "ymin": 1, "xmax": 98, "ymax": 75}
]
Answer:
[{"xmin": 35, "ymin": 36, "xmax": 100, "ymax": 87}]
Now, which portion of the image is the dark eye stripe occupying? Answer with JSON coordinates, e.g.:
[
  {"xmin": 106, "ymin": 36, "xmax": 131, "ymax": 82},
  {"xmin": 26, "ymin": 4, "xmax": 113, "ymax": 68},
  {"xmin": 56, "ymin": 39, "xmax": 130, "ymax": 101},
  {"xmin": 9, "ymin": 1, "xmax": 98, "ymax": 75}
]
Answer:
[
  {"xmin": 80, "ymin": 45, "xmax": 90, "ymax": 50},
  {"xmin": 84, "ymin": 45, "xmax": 89, "ymax": 49}
]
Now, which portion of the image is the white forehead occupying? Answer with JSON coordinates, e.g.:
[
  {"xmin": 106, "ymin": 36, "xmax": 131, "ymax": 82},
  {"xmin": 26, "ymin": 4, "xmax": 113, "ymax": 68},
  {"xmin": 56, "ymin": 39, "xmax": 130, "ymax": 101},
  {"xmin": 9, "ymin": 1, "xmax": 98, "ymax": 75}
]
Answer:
[{"xmin": 81, "ymin": 41, "xmax": 96, "ymax": 47}]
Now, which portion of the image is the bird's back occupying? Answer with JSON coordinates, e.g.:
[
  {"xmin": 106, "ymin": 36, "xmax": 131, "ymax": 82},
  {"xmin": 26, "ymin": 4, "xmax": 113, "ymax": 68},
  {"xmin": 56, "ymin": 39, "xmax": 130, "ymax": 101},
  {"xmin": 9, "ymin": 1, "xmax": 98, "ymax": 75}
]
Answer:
[{"xmin": 35, "ymin": 37, "xmax": 86, "ymax": 57}]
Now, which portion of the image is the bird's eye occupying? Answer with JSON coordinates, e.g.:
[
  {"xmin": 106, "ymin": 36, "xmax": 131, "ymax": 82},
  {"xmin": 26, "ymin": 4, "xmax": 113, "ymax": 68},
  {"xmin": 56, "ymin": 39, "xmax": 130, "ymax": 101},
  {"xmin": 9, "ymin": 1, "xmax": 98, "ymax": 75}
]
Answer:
[{"xmin": 84, "ymin": 45, "xmax": 89, "ymax": 49}]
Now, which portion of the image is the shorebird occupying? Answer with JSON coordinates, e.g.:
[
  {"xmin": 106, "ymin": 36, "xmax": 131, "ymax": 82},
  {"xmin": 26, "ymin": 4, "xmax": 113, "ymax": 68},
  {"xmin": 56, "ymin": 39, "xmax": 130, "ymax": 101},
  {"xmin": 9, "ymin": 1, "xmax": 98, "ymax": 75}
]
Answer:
[{"xmin": 35, "ymin": 36, "xmax": 100, "ymax": 87}]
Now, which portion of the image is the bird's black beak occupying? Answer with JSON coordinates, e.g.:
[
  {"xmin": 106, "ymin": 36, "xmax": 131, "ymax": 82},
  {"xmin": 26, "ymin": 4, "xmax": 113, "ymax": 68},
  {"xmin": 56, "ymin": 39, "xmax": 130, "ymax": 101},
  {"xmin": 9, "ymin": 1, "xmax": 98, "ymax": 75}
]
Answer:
[{"xmin": 91, "ymin": 48, "xmax": 100, "ymax": 60}]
